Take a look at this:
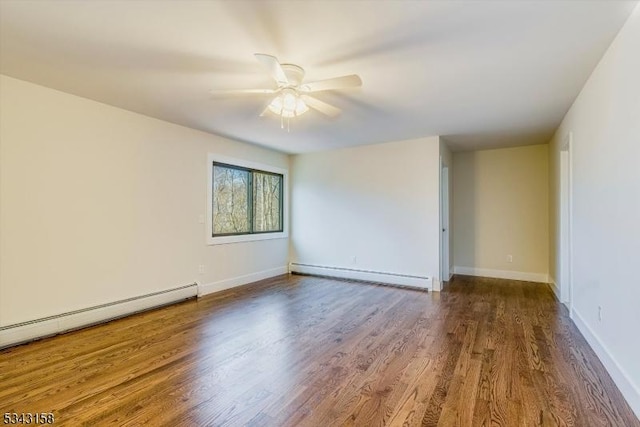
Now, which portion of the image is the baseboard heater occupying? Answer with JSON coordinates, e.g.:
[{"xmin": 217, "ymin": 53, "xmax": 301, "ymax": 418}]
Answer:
[
  {"xmin": 289, "ymin": 262, "xmax": 432, "ymax": 291},
  {"xmin": 0, "ymin": 283, "xmax": 198, "ymax": 349}
]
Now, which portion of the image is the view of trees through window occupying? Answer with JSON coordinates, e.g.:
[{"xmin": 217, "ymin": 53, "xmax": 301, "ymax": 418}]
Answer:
[
  {"xmin": 253, "ymin": 172, "xmax": 282, "ymax": 232},
  {"xmin": 212, "ymin": 163, "xmax": 282, "ymax": 236}
]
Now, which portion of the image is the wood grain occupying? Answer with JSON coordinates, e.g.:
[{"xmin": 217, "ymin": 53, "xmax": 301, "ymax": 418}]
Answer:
[{"xmin": 0, "ymin": 274, "xmax": 638, "ymax": 426}]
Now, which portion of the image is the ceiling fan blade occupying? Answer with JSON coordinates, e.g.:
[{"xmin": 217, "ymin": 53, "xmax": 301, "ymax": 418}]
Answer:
[
  {"xmin": 300, "ymin": 74, "xmax": 362, "ymax": 92},
  {"xmin": 300, "ymin": 95, "xmax": 341, "ymax": 117},
  {"xmin": 254, "ymin": 53, "xmax": 289, "ymax": 86},
  {"xmin": 259, "ymin": 103, "xmax": 272, "ymax": 117},
  {"xmin": 210, "ymin": 88, "xmax": 276, "ymax": 96}
]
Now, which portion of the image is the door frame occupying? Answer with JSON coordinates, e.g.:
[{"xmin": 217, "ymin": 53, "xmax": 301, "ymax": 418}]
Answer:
[
  {"xmin": 440, "ymin": 158, "xmax": 450, "ymax": 285},
  {"xmin": 559, "ymin": 132, "xmax": 573, "ymax": 316}
]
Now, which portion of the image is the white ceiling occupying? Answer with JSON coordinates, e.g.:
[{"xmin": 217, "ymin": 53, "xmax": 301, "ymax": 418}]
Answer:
[{"xmin": 0, "ymin": 1, "xmax": 636, "ymax": 153}]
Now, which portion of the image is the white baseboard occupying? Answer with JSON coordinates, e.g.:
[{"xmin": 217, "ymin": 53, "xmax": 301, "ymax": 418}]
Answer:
[
  {"xmin": 453, "ymin": 266, "xmax": 549, "ymax": 283},
  {"xmin": 571, "ymin": 307, "xmax": 640, "ymax": 419},
  {"xmin": 197, "ymin": 266, "xmax": 288, "ymax": 297},
  {"xmin": 0, "ymin": 283, "xmax": 197, "ymax": 349},
  {"xmin": 289, "ymin": 262, "xmax": 431, "ymax": 290}
]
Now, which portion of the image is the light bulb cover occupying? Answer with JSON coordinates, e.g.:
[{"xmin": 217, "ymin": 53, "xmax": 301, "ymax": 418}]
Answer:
[{"xmin": 268, "ymin": 89, "xmax": 308, "ymax": 118}]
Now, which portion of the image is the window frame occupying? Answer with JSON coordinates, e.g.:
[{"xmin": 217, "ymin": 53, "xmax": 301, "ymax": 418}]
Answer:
[{"xmin": 207, "ymin": 154, "xmax": 288, "ymax": 245}]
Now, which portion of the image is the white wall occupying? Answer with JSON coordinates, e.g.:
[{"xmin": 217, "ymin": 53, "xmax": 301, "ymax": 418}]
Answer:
[
  {"xmin": 0, "ymin": 75, "xmax": 289, "ymax": 327},
  {"xmin": 290, "ymin": 136, "xmax": 441, "ymax": 286},
  {"xmin": 549, "ymin": 4, "xmax": 640, "ymax": 417},
  {"xmin": 453, "ymin": 145, "xmax": 549, "ymax": 283}
]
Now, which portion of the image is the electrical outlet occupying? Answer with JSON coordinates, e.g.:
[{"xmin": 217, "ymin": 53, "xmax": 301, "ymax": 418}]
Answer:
[
  {"xmin": 198, "ymin": 264, "xmax": 205, "ymax": 274},
  {"xmin": 598, "ymin": 306, "xmax": 602, "ymax": 322},
  {"xmin": 507, "ymin": 255, "xmax": 513, "ymax": 263}
]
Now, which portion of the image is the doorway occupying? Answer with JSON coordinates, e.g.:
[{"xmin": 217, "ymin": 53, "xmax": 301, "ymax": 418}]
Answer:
[
  {"xmin": 440, "ymin": 161, "xmax": 450, "ymax": 286},
  {"xmin": 559, "ymin": 132, "xmax": 573, "ymax": 314}
]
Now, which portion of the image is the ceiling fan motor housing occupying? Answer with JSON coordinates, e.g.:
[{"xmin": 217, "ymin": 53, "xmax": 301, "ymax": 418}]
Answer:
[{"xmin": 280, "ymin": 64, "xmax": 305, "ymax": 87}]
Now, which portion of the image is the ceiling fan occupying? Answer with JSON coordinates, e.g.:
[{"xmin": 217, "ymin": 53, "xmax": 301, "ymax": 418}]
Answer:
[{"xmin": 210, "ymin": 53, "xmax": 362, "ymax": 128}]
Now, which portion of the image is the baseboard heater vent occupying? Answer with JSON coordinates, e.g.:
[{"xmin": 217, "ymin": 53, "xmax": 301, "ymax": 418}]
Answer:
[
  {"xmin": 289, "ymin": 262, "xmax": 432, "ymax": 291},
  {"xmin": 0, "ymin": 283, "xmax": 198, "ymax": 349}
]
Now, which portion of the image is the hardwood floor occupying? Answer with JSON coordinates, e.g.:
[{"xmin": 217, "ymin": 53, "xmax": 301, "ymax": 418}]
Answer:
[{"xmin": 1, "ymin": 274, "xmax": 638, "ymax": 426}]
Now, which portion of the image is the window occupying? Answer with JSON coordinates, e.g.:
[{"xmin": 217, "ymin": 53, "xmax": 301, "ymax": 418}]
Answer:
[{"xmin": 207, "ymin": 155, "xmax": 287, "ymax": 244}]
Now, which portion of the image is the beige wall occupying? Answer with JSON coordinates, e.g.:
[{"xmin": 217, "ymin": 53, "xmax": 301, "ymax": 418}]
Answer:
[
  {"xmin": 290, "ymin": 136, "xmax": 442, "ymax": 283},
  {"xmin": 453, "ymin": 144, "xmax": 549, "ymax": 281},
  {"xmin": 0, "ymin": 75, "xmax": 289, "ymax": 326}
]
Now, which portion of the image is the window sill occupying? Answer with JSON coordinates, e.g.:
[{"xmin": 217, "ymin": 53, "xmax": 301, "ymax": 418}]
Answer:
[{"xmin": 207, "ymin": 231, "xmax": 288, "ymax": 246}]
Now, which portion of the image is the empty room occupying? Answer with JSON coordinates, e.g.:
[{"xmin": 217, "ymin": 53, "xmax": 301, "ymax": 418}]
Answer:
[{"xmin": 1, "ymin": 1, "xmax": 639, "ymax": 426}]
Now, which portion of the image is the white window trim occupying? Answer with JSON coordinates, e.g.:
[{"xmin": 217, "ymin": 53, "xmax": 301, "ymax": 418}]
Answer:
[{"xmin": 207, "ymin": 153, "xmax": 289, "ymax": 245}]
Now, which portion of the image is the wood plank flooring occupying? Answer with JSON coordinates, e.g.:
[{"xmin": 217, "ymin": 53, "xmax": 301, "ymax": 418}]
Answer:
[{"xmin": 1, "ymin": 274, "xmax": 638, "ymax": 426}]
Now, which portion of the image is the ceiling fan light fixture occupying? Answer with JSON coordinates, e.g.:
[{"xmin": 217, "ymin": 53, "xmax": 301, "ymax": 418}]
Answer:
[
  {"xmin": 213, "ymin": 53, "xmax": 361, "ymax": 125},
  {"xmin": 268, "ymin": 90, "xmax": 308, "ymax": 118},
  {"xmin": 283, "ymin": 92, "xmax": 297, "ymax": 110},
  {"xmin": 294, "ymin": 97, "xmax": 309, "ymax": 116}
]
